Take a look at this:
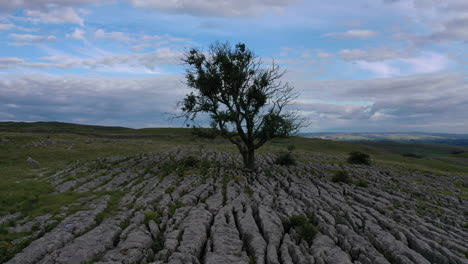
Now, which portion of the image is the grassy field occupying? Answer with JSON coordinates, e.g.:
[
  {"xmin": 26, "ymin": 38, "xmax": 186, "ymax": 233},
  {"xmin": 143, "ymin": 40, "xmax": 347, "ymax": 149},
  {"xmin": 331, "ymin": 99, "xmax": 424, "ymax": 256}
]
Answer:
[
  {"xmin": 0, "ymin": 122, "xmax": 467, "ymax": 259},
  {"xmin": 1, "ymin": 121, "xmax": 467, "ymax": 219}
]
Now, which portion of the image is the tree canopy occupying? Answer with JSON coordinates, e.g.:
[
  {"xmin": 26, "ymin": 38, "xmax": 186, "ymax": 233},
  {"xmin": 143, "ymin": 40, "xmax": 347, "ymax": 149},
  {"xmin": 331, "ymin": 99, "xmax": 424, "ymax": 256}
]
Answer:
[{"xmin": 179, "ymin": 42, "xmax": 305, "ymax": 170}]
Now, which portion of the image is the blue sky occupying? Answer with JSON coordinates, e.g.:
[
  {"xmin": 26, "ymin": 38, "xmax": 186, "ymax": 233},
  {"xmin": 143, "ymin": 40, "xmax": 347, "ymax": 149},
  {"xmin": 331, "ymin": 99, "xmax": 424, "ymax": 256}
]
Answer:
[{"xmin": 0, "ymin": 0, "xmax": 467, "ymax": 133}]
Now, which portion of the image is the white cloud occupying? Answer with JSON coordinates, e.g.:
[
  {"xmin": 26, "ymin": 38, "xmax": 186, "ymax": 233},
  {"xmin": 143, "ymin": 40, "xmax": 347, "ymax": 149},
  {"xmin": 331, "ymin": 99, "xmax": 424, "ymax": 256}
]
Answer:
[
  {"xmin": 400, "ymin": 52, "xmax": 451, "ymax": 74},
  {"xmin": 338, "ymin": 48, "xmax": 412, "ymax": 62},
  {"xmin": 386, "ymin": 0, "xmax": 468, "ymax": 43},
  {"xmin": 316, "ymin": 51, "xmax": 333, "ymax": 58},
  {"xmin": 356, "ymin": 61, "xmax": 400, "ymax": 77},
  {"xmin": 337, "ymin": 49, "xmax": 451, "ymax": 77},
  {"xmin": 0, "ymin": 23, "xmax": 15, "ymax": 30},
  {"xmin": 24, "ymin": 7, "xmax": 85, "ymax": 25},
  {"xmin": 66, "ymin": 28, "xmax": 85, "ymax": 40},
  {"xmin": 0, "ymin": 0, "xmax": 99, "ymax": 10},
  {"xmin": 0, "ymin": 73, "xmax": 187, "ymax": 127},
  {"xmin": 126, "ymin": 0, "xmax": 299, "ymax": 17},
  {"xmin": 8, "ymin": 33, "xmax": 57, "ymax": 45},
  {"xmin": 0, "ymin": 57, "xmax": 24, "ymax": 68},
  {"xmin": 0, "ymin": 47, "xmax": 182, "ymax": 73},
  {"xmin": 324, "ymin": 29, "xmax": 379, "ymax": 39},
  {"xmin": 93, "ymin": 29, "xmax": 134, "ymax": 42},
  {"xmin": 294, "ymin": 72, "xmax": 468, "ymax": 132}
]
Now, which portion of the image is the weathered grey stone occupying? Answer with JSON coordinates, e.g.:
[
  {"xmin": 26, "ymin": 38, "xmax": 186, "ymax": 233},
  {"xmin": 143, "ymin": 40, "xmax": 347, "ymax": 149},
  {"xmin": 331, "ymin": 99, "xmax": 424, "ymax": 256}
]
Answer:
[
  {"xmin": 26, "ymin": 156, "xmax": 39, "ymax": 167},
  {"xmin": 5, "ymin": 149, "xmax": 468, "ymax": 264}
]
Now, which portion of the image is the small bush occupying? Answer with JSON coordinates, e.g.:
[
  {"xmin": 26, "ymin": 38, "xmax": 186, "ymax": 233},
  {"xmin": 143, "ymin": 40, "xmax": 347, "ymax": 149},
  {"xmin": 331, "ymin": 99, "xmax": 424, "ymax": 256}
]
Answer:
[
  {"xmin": 347, "ymin": 151, "xmax": 371, "ymax": 165},
  {"xmin": 332, "ymin": 171, "xmax": 352, "ymax": 184},
  {"xmin": 191, "ymin": 126, "xmax": 217, "ymax": 139},
  {"xmin": 451, "ymin": 150, "xmax": 465, "ymax": 155},
  {"xmin": 354, "ymin": 178, "xmax": 369, "ymax": 188},
  {"xmin": 288, "ymin": 214, "xmax": 319, "ymax": 244},
  {"xmin": 289, "ymin": 215, "xmax": 308, "ymax": 227},
  {"xmin": 168, "ymin": 201, "xmax": 184, "ymax": 217},
  {"xmin": 0, "ymin": 225, "xmax": 8, "ymax": 235},
  {"xmin": 286, "ymin": 144, "xmax": 296, "ymax": 151},
  {"xmin": 144, "ymin": 211, "xmax": 162, "ymax": 225},
  {"xmin": 274, "ymin": 151, "xmax": 296, "ymax": 166},
  {"xmin": 182, "ymin": 156, "xmax": 199, "ymax": 168},
  {"xmin": 165, "ymin": 186, "xmax": 175, "ymax": 194},
  {"xmin": 402, "ymin": 153, "xmax": 423, "ymax": 158}
]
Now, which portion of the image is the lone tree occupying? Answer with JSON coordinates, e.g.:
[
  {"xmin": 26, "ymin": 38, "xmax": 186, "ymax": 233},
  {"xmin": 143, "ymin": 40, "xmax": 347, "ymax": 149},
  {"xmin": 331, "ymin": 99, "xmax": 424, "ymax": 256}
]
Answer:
[{"xmin": 179, "ymin": 42, "xmax": 304, "ymax": 170}]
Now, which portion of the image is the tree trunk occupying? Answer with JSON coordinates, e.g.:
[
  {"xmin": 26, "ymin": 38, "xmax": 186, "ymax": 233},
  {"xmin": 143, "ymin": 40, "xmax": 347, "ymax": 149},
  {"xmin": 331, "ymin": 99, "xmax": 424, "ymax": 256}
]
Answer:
[{"xmin": 242, "ymin": 147, "xmax": 256, "ymax": 170}]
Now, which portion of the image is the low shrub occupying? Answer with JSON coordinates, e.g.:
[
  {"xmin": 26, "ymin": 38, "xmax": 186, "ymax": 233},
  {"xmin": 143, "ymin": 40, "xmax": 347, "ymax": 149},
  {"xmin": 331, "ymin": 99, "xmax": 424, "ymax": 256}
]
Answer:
[
  {"xmin": 347, "ymin": 151, "xmax": 371, "ymax": 165},
  {"xmin": 354, "ymin": 178, "xmax": 369, "ymax": 188},
  {"xmin": 144, "ymin": 211, "xmax": 159, "ymax": 225},
  {"xmin": 402, "ymin": 152, "xmax": 423, "ymax": 158},
  {"xmin": 332, "ymin": 170, "xmax": 353, "ymax": 184},
  {"xmin": 165, "ymin": 186, "xmax": 175, "ymax": 194},
  {"xmin": 168, "ymin": 201, "xmax": 184, "ymax": 217},
  {"xmin": 274, "ymin": 151, "xmax": 296, "ymax": 166},
  {"xmin": 286, "ymin": 144, "xmax": 296, "ymax": 151},
  {"xmin": 287, "ymin": 214, "xmax": 320, "ymax": 244},
  {"xmin": 191, "ymin": 126, "xmax": 217, "ymax": 139},
  {"xmin": 182, "ymin": 156, "xmax": 199, "ymax": 168}
]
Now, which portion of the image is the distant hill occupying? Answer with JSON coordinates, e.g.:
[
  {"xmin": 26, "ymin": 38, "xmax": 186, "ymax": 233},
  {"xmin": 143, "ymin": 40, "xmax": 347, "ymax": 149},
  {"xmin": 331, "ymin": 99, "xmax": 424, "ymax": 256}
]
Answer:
[
  {"xmin": 0, "ymin": 121, "xmax": 191, "ymax": 137},
  {"xmin": 301, "ymin": 132, "xmax": 468, "ymax": 146}
]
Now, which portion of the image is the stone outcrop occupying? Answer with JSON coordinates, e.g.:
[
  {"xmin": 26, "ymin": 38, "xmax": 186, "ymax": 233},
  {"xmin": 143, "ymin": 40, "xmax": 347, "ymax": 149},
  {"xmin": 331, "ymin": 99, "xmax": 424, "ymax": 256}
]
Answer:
[{"xmin": 5, "ymin": 148, "xmax": 468, "ymax": 263}]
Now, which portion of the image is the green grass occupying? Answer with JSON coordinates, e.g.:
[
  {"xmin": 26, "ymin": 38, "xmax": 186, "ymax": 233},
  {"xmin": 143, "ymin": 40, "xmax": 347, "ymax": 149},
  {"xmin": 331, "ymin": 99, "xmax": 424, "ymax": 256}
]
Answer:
[
  {"xmin": 168, "ymin": 201, "xmax": 184, "ymax": 218},
  {"xmin": 287, "ymin": 214, "xmax": 320, "ymax": 244},
  {"xmin": 265, "ymin": 137, "xmax": 468, "ymax": 175},
  {"xmin": 95, "ymin": 191, "xmax": 125, "ymax": 224},
  {"xmin": 1, "ymin": 122, "xmax": 467, "ymax": 230}
]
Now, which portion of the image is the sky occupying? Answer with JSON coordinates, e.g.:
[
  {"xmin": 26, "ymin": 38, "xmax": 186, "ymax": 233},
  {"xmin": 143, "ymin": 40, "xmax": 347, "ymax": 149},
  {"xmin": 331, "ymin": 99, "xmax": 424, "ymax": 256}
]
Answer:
[{"xmin": 0, "ymin": 0, "xmax": 467, "ymax": 133}]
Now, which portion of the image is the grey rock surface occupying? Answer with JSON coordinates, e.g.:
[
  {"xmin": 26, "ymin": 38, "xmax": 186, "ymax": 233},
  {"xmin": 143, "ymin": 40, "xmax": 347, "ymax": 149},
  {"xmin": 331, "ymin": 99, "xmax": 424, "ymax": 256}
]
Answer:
[
  {"xmin": 5, "ymin": 148, "xmax": 468, "ymax": 264},
  {"xmin": 26, "ymin": 156, "xmax": 39, "ymax": 167}
]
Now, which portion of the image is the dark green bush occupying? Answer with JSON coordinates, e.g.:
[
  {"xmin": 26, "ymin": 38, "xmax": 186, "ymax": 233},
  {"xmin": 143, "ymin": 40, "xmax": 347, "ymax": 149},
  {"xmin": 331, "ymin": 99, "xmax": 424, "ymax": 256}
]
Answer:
[
  {"xmin": 191, "ymin": 126, "xmax": 217, "ymax": 139},
  {"xmin": 274, "ymin": 151, "xmax": 296, "ymax": 166},
  {"xmin": 286, "ymin": 144, "xmax": 296, "ymax": 151},
  {"xmin": 347, "ymin": 151, "xmax": 371, "ymax": 165},
  {"xmin": 289, "ymin": 215, "xmax": 308, "ymax": 227},
  {"xmin": 354, "ymin": 178, "xmax": 369, "ymax": 188},
  {"xmin": 144, "ymin": 211, "xmax": 160, "ymax": 225},
  {"xmin": 451, "ymin": 150, "xmax": 465, "ymax": 155},
  {"xmin": 402, "ymin": 152, "xmax": 423, "ymax": 158},
  {"xmin": 288, "ymin": 214, "xmax": 319, "ymax": 243},
  {"xmin": 182, "ymin": 156, "xmax": 199, "ymax": 168},
  {"xmin": 332, "ymin": 170, "xmax": 352, "ymax": 184}
]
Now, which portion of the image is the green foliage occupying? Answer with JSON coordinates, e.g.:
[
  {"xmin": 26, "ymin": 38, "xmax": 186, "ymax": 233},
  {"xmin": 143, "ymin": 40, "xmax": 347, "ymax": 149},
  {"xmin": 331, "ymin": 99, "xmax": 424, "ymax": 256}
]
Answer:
[
  {"xmin": 144, "ymin": 211, "xmax": 162, "ymax": 225},
  {"xmin": 354, "ymin": 178, "xmax": 369, "ymax": 188},
  {"xmin": 402, "ymin": 152, "xmax": 423, "ymax": 158},
  {"xmin": 165, "ymin": 186, "xmax": 175, "ymax": 194},
  {"xmin": 0, "ymin": 226, "xmax": 7, "ymax": 235},
  {"xmin": 287, "ymin": 214, "xmax": 320, "ymax": 244},
  {"xmin": 289, "ymin": 215, "xmax": 308, "ymax": 227},
  {"xmin": 286, "ymin": 144, "xmax": 296, "ymax": 151},
  {"xmin": 243, "ymin": 186, "xmax": 253, "ymax": 197},
  {"xmin": 274, "ymin": 151, "xmax": 296, "ymax": 166},
  {"xmin": 347, "ymin": 151, "xmax": 371, "ymax": 165},
  {"xmin": 451, "ymin": 150, "xmax": 465, "ymax": 155},
  {"xmin": 180, "ymin": 42, "xmax": 304, "ymax": 169},
  {"xmin": 182, "ymin": 155, "xmax": 199, "ymax": 168},
  {"xmin": 454, "ymin": 179, "xmax": 467, "ymax": 189},
  {"xmin": 332, "ymin": 171, "xmax": 352, "ymax": 184},
  {"xmin": 95, "ymin": 191, "xmax": 124, "ymax": 224},
  {"xmin": 191, "ymin": 126, "xmax": 218, "ymax": 139},
  {"xmin": 168, "ymin": 201, "xmax": 184, "ymax": 218}
]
